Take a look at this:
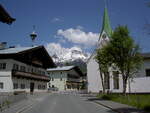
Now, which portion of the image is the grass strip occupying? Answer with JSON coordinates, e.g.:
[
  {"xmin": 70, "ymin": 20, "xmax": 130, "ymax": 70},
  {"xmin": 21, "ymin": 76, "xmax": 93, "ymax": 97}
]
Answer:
[{"xmin": 97, "ymin": 94, "xmax": 150, "ymax": 112}]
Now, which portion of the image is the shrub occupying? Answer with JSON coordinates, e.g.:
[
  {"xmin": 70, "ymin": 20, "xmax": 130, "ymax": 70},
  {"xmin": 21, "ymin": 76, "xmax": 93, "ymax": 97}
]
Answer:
[{"xmin": 100, "ymin": 94, "xmax": 111, "ymax": 100}]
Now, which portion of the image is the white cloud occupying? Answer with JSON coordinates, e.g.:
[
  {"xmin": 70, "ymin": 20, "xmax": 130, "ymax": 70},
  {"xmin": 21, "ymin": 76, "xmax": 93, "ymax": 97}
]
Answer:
[
  {"xmin": 59, "ymin": 39, "xmax": 66, "ymax": 43},
  {"xmin": 45, "ymin": 43, "xmax": 90, "ymax": 62},
  {"xmin": 76, "ymin": 25, "xmax": 84, "ymax": 30},
  {"xmin": 45, "ymin": 43, "xmax": 81, "ymax": 56},
  {"xmin": 57, "ymin": 27, "xmax": 99, "ymax": 46},
  {"xmin": 51, "ymin": 18, "xmax": 62, "ymax": 22}
]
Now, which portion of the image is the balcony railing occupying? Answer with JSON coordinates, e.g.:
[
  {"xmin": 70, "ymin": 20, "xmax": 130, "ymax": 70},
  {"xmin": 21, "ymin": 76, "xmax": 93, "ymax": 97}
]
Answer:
[
  {"xmin": 12, "ymin": 70, "xmax": 50, "ymax": 81},
  {"xmin": 67, "ymin": 78, "xmax": 81, "ymax": 82}
]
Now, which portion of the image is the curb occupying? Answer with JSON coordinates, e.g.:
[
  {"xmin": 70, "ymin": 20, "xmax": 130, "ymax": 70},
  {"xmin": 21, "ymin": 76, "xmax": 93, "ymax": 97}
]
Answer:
[{"xmin": 94, "ymin": 101, "xmax": 123, "ymax": 113}]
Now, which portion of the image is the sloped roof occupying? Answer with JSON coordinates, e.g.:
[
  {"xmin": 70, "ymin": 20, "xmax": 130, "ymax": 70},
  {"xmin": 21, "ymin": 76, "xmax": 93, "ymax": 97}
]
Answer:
[
  {"xmin": 0, "ymin": 46, "xmax": 37, "ymax": 54},
  {"xmin": 0, "ymin": 46, "xmax": 56, "ymax": 68},
  {"xmin": 47, "ymin": 66, "xmax": 84, "ymax": 76},
  {"xmin": 0, "ymin": 4, "xmax": 15, "ymax": 24},
  {"xmin": 47, "ymin": 66, "xmax": 75, "ymax": 71},
  {"xmin": 141, "ymin": 53, "xmax": 150, "ymax": 59}
]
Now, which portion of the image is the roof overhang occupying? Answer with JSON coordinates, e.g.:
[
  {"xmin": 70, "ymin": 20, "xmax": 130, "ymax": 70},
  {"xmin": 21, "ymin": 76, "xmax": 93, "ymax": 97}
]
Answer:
[
  {"xmin": 0, "ymin": 46, "xmax": 56, "ymax": 68},
  {"xmin": 141, "ymin": 53, "xmax": 150, "ymax": 59},
  {"xmin": 47, "ymin": 66, "xmax": 84, "ymax": 77},
  {"xmin": 0, "ymin": 4, "xmax": 15, "ymax": 24}
]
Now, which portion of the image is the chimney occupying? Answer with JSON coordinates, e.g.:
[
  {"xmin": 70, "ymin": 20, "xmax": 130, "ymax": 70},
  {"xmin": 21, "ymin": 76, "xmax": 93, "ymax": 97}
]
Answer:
[{"xmin": 0, "ymin": 42, "xmax": 7, "ymax": 50}]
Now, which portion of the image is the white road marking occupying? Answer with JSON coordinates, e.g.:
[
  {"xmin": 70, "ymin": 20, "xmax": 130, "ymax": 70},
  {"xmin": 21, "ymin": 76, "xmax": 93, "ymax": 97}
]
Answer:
[{"xmin": 16, "ymin": 104, "xmax": 33, "ymax": 113}]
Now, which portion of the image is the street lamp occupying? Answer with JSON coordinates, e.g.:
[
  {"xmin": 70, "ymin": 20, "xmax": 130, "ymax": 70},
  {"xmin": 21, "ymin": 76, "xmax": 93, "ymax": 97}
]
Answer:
[{"xmin": 30, "ymin": 25, "xmax": 37, "ymax": 47}]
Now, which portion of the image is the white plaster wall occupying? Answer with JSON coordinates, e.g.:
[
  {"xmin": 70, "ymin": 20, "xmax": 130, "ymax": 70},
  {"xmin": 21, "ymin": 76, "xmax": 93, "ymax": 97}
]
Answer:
[
  {"xmin": 0, "ymin": 59, "xmax": 14, "ymax": 71},
  {"xmin": 135, "ymin": 59, "xmax": 150, "ymax": 77},
  {"xmin": 67, "ymin": 69, "xmax": 80, "ymax": 77},
  {"xmin": 0, "ymin": 59, "xmax": 48, "ymax": 76},
  {"xmin": 48, "ymin": 71, "xmax": 67, "ymax": 91},
  {"xmin": 125, "ymin": 59, "xmax": 150, "ymax": 93},
  {"xmin": 10, "ymin": 59, "xmax": 47, "ymax": 75},
  {"xmin": 87, "ymin": 55, "xmax": 102, "ymax": 93},
  {"xmin": 129, "ymin": 77, "xmax": 150, "ymax": 93},
  {"xmin": 0, "ymin": 59, "xmax": 14, "ymax": 92},
  {"xmin": 48, "ymin": 69, "xmax": 82, "ymax": 91},
  {"xmin": 0, "ymin": 59, "xmax": 49, "ymax": 92},
  {"xmin": 112, "ymin": 59, "xmax": 150, "ymax": 93},
  {"xmin": 0, "ymin": 71, "xmax": 13, "ymax": 92},
  {"xmin": 12, "ymin": 77, "xmax": 48, "ymax": 92}
]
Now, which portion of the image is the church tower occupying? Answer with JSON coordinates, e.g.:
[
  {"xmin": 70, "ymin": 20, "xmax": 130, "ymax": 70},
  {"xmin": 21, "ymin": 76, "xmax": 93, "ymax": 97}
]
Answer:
[
  {"xmin": 98, "ymin": 7, "xmax": 112, "ymax": 47},
  {"xmin": 87, "ymin": 6, "xmax": 113, "ymax": 93}
]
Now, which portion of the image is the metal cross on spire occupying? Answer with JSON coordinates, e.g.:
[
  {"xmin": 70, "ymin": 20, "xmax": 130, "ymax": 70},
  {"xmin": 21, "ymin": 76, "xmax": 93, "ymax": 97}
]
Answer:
[{"xmin": 104, "ymin": 0, "xmax": 108, "ymax": 8}]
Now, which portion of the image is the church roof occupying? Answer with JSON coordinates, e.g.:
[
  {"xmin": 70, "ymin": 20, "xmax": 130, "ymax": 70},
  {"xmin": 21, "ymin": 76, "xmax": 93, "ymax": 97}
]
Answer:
[{"xmin": 100, "ymin": 7, "xmax": 112, "ymax": 38}]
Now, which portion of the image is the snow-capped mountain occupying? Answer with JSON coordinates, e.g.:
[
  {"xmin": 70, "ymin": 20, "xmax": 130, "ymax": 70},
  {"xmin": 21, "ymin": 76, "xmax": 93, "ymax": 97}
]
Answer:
[
  {"xmin": 51, "ymin": 49, "xmax": 90, "ymax": 63},
  {"xmin": 46, "ymin": 43, "xmax": 90, "ymax": 72}
]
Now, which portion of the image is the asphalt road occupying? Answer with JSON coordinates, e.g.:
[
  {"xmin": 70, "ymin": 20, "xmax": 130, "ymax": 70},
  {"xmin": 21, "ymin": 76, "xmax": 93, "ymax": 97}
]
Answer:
[{"xmin": 21, "ymin": 93, "xmax": 116, "ymax": 113}]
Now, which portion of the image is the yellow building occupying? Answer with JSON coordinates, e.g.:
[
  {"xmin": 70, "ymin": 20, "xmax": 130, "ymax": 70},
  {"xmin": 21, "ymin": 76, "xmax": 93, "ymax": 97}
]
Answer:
[{"xmin": 47, "ymin": 66, "xmax": 84, "ymax": 91}]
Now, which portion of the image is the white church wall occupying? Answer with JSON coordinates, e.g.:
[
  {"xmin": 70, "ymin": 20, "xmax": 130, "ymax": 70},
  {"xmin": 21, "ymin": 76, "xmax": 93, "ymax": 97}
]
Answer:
[{"xmin": 87, "ymin": 55, "xmax": 102, "ymax": 93}]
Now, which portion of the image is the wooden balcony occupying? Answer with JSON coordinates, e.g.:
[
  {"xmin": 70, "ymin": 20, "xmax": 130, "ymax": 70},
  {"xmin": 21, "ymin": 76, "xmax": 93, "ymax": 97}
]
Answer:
[
  {"xmin": 67, "ymin": 78, "xmax": 81, "ymax": 83},
  {"xmin": 12, "ymin": 70, "xmax": 50, "ymax": 82}
]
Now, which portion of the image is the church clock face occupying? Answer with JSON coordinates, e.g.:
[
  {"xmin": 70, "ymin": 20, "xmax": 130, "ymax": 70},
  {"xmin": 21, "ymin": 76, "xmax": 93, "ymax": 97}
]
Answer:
[{"xmin": 102, "ymin": 34, "xmax": 106, "ymax": 40}]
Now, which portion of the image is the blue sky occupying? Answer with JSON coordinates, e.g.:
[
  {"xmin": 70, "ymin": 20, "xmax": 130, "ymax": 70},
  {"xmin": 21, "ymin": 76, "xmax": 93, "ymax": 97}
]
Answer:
[{"xmin": 0, "ymin": 0, "xmax": 150, "ymax": 55}]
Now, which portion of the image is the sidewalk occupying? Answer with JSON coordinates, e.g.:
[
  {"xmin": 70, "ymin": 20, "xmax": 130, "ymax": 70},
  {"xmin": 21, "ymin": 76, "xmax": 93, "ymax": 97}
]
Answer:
[
  {"xmin": 1, "ymin": 93, "xmax": 50, "ymax": 113},
  {"xmin": 86, "ymin": 96, "xmax": 149, "ymax": 113},
  {"xmin": 1, "ymin": 97, "xmax": 34, "ymax": 113},
  {"xmin": 95, "ymin": 100, "xmax": 149, "ymax": 113}
]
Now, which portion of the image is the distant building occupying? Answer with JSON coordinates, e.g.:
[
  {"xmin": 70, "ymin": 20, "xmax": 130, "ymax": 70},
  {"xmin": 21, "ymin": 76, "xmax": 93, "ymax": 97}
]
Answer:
[
  {"xmin": 0, "ymin": 4, "xmax": 15, "ymax": 24},
  {"xmin": 0, "ymin": 46, "xmax": 55, "ymax": 93},
  {"xmin": 47, "ymin": 66, "xmax": 84, "ymax": 91}
]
